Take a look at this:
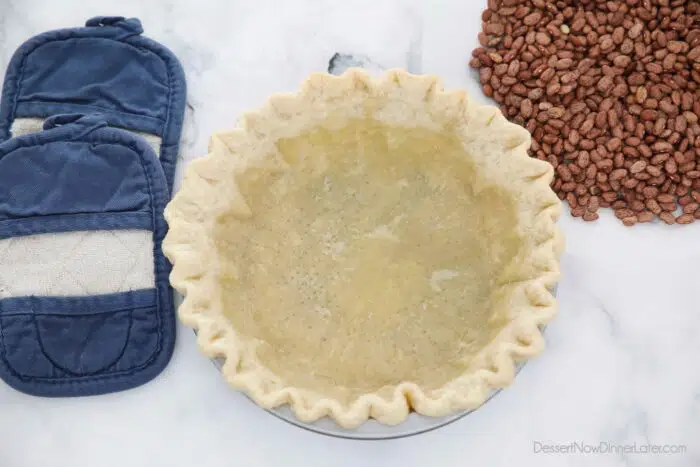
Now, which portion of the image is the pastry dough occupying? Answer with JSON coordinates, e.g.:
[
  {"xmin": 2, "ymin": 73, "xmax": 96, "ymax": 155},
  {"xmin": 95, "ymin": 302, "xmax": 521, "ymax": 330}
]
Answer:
[{"xmin": 163, "ymin": 69, "xmax": 563, "ymax": 428}]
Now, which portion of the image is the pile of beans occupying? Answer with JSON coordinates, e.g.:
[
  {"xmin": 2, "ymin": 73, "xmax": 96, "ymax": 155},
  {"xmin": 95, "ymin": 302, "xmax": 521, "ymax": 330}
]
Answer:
[{"xmin": 470, "ymin": 0, "xmax": 700, "ymax": 225}]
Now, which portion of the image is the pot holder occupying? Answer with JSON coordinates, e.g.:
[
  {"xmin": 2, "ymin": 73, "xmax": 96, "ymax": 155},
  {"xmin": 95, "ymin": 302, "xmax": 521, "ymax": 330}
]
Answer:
[
  {"xmin": 0, "ymin": 113, "xmax": 175, "ymax": 396},
  {"xmin": 0, "ymin": 16, "xmax": 186, "ymax": 193}
]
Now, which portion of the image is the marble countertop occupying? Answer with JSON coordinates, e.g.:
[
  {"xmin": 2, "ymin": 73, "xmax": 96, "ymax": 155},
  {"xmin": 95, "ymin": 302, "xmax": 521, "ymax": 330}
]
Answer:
[{"xmin": 0, "ymin": 1, "xmax": 698, "ymax": 466}]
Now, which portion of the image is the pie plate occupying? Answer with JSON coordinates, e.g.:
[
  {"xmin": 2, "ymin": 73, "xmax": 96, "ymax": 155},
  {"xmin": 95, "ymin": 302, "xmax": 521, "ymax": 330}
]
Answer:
[
  {"xmin": 184, "ymin": 291, "xmax": 554, "ymax": 440},
  {"xmin": 167, "ymin": 69, "xmax": 562, "ymax": 437},
  {"xmin": 212, "ymin": 349, "xmax": 527, "ymax": 440}
]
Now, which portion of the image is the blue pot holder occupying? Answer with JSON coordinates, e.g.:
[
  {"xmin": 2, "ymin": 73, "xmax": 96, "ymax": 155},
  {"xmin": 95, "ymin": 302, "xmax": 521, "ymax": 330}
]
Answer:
[
  {"xmin": 0, "ymin": 17, "xmax": 186, "ymax": 397},
  {"xmin": 0, "ymin": 114, "xmax": 175, "ymax": 396},
  {"xmin": 0, "ymin": 16, "xmax": 186, "ymax": 192}
]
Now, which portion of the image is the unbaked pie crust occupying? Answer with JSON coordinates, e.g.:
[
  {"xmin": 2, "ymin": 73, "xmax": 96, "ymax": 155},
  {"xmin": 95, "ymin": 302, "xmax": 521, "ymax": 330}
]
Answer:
[{"xmin": 163, "ymin": 69, "xmax": 563, "ymax": 428}]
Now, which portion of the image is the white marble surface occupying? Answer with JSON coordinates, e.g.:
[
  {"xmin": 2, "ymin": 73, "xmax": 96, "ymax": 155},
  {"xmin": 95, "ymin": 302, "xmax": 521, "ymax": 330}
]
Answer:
[{"xmin": 0, "ymin": 1, "xmax": 699, "ymax": 466}]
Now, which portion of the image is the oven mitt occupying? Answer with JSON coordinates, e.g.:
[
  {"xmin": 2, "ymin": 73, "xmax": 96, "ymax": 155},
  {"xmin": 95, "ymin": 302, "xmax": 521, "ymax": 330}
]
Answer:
[
  {"xmin": 0, "ymin": 16, "xmax": 186, "ymax": 193},
  {"xmin": 0, "ymin": 113, "xmax": 175, "ymax": 396}
]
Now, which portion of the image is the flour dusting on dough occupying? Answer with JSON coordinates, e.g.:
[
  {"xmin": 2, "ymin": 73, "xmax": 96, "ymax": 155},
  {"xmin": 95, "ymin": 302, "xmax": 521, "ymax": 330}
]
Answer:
[
  {"xmin": 314, "ymin": 305, "xmax": 331, "ymax": 318},
  {"xmin": 321, "ymin": 231, "xmax": 346, "ymax": 259},
  {"xmin": 429, "ymin": 269, "xmax": 460, "ymax": 292},
  {"xmin": 366, "ymin": 225, "xmax": 399, "ymax": 242},
  {"xmin": 323, "ymin": 176, "xmax": 333, "ymax": 192}
]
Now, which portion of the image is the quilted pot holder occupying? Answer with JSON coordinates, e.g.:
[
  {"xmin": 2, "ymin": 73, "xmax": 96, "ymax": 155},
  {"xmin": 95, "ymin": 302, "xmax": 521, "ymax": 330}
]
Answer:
[
  {"xmin": 0, "ymin": 113, "xmax": 175, "ymax": 396},
  {"xmin": 0, "ymin": 16, "xmax": 186, "ymax": 193}
]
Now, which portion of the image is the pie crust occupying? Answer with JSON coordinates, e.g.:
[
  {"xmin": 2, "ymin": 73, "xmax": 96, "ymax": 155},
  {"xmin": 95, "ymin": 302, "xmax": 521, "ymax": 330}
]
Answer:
[{"xmin": 163, "ymin": 69, "xmax": 563, "ymax": 428}]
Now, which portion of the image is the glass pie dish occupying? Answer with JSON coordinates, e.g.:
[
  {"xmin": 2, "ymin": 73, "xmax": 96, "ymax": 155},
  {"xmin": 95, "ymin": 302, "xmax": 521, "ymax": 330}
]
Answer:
[{"xmin": 163, "ymin": 69, "xmax": 563, "ymax": 429}]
